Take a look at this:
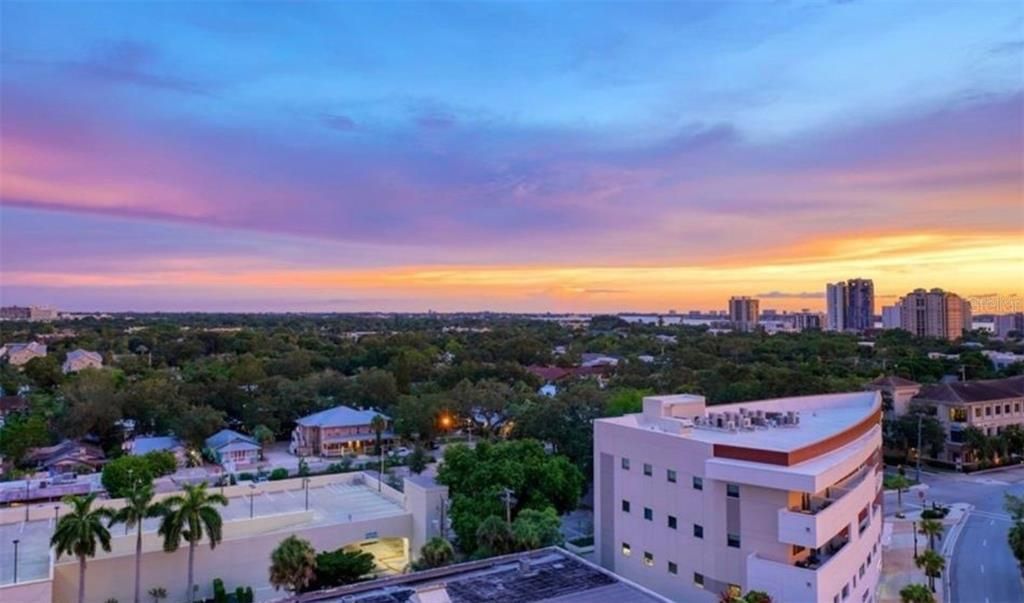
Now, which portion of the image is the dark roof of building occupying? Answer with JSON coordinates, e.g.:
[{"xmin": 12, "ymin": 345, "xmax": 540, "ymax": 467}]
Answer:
[
  {"xmin": 297, "ymin": 548, "xmax": 671, "ymax": 603},
  {"xmin": 867, "ymin": 375, "xmax": 920, "ymax": 388},
  {"xmin": 0, "ymin": 395, "xmax": 28, "ymax": 414},
  {"xmin": 916, "ymin": 375, "xmax": 1024, "ymax": 404},
  {"xmin": 24, "ymin": 439, "xmax": 105, "ymax": 468},
  {"xmin": 526, "ymin": 365, "xmax": 610, "ymax": 382}
]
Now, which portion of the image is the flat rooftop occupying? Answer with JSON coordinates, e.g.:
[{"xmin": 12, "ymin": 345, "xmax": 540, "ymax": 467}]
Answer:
[
  {"xmin": 601, "ymin": 391, "xmax": 879, "ymax": 452},
  {"xmin": 299, "ymin": 547, "xmax": 672, "ymax": 603},
  {"xmin": 0, "ymin": 480, "xmax": 406, "ymax": 586}
]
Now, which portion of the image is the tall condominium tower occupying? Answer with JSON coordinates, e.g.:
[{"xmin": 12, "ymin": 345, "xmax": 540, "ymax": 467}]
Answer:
[
  {"xmin": 898, "ymin": 288, "xmax": 972, "ymax": 340},
  {"xmin": 846, "ymin": 279, "xmax": 874, "ymax": 332},
  {"xmin": 728, "ymin": 297, "xmax": 760, "ymax": 332},
  {"xmin": 825, "ymin": 282, "xmax": 847, "ymax": 331},
  {"xmin": 826, "ymin": 279, "xmax": 874, "ymax": 332}
]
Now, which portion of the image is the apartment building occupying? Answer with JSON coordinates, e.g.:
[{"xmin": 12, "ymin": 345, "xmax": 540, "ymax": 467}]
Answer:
[
  {"xmin": 896, "ymin": 288, "xmax": 972, "ymax": 340},
  {"xmin": 291, "ymin": 405, "xmax": 393, "ymax": 457},
  {"xmin": 826, "ymin": 279, "xmax": 874, "ymax": 333},
  {"xmin": 728, "ymin": 297, "xmax": 760, "ymax": 332},
  {"xmin": 914, "ymin": 376, "xmax": 1024, "ymax": 466},
  {"xmin": 595, "ymin": 392, "xmax": 883, "ymax": 603}
]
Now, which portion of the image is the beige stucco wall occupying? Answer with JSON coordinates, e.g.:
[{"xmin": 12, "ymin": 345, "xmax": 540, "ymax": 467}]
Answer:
[{"xmin": 52, "ymin": 512, "xmax": 413, "ymax": 603}]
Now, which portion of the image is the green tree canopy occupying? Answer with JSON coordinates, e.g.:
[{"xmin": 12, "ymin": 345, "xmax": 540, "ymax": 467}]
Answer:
[{"xmin": 437, "ymin": 439, "xmax": 582, "ymax": 553}]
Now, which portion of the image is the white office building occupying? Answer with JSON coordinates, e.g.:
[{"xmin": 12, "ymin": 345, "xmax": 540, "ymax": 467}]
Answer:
[{"xmin": 594, "ymin": 392, "xmax": 883, "ymax": 603}]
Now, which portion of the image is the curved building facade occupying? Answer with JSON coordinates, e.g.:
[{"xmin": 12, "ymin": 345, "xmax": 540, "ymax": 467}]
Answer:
[{"xmin": 594, "ymin": 391, "xmax": 883, "ymax": 603}]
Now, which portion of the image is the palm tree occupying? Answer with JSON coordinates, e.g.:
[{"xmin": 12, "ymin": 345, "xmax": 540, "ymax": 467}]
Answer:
[
  {"xmin": 158, "ymin": 483, "xmax": 228, "ymax": 603},
  {"xmin": 51, "ymin": 494, "xmax": 114, "ymax": 603},
  {"xmin": 269, "ymin": 534, "xmax": 317, "ymax": 594},
  {"xmin": 147, "ymin": 587, "xmax": 167, "ymax": 603},
  {"xmin": 899, "ymin": 583, "xmax": 935, "ymax": 603},
  {"xmin": 418, "ymin": 537, "xmax": 455, "ymax": 569},
  {"xmin": 918, "ymin": 518, "xmax": 944, "ymax": 551},
  {"xmin": 915, "ymin": 549, "xmax": 945, "ymax": 592},
  {"xmin": 888, "ymin": 474, "xmax": 910, "ymax": 514},
  {"xmin": 109, "ymin": 482, "xmax": 164, "ymax": 603}
]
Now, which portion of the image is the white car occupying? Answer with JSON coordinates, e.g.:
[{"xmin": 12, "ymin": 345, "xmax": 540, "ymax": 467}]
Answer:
[{"xmin": 390, "ymin": 447, "xmax": 412, "ymax": 458}]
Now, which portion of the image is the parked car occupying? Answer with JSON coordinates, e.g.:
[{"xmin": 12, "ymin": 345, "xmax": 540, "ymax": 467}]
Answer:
[{"xmin": 390, "ymin": 447, "xmax": 411, "ymax": 458}]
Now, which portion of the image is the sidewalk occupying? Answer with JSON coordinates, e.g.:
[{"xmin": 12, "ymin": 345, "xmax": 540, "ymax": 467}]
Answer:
[{"xmin": 878, "ymin": 503, "xmax": 970, "ymax": 603}]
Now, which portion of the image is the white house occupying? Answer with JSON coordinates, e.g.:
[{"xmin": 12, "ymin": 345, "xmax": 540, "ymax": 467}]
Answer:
[{"xmin": 205, "ymin": 429, "xmax": 262, "ymax": 469}]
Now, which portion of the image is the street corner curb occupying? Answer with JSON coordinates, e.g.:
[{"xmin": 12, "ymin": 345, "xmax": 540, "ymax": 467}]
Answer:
[{"xmin": 940, "ymin": 503, "xmax": 974, "ymax": 602}]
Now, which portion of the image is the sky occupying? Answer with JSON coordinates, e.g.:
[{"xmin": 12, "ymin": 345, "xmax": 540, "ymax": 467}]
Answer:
[{"xmin": 1, "ymin": 1, "xmax": 1022, "ymax": 313}]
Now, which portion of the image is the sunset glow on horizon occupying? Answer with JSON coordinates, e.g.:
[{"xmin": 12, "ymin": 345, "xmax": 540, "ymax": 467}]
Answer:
[{"xmin": 2, "ymin": 2, "xmax": 1022, "ymax": 312}]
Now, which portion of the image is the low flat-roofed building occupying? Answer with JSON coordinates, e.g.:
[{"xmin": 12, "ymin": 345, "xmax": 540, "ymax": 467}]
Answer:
[
  {"xmin": 0, "ymin": 472, "xmax": 448, "ymax": 603},
  {"xmin": 298, "ymin": 547, "xmax": 673, "ymax": 603},
  {"xmin": 595, "ymin": 391, "xmax": 883, "ymax": 603}
]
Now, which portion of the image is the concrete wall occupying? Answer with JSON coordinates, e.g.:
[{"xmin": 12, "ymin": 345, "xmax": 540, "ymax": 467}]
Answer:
[
  {"xmin": 0, "ymin": 577, "xmax": 52, "ymax": 603},
  {"xmin": 52, "ymin": 512, "xmax": 413, "ymax": 603}
]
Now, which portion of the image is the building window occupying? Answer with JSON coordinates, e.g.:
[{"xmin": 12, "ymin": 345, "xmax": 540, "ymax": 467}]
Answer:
[
  {"xmin": 643, "ymin": 463, "xmax": 653, "ymax": 476},
  {"xmin": 693, "ymin": 476, "xmax": 703, "ymax": 490},
  {"xmin": 727, "ymin": 533, "xmax": 740, "ymax": 548},
  {"xmin": 975, "ymin": 407, "xmax": 982, "ymax": 418},
  {"xmin": 986, "ymin": 406, "xmax": 992, "ymax": 416},
  {"xmin": 1006, "ymin": 404, "xmax": 1012, "ymax": 414},
  {"xmin": 622, "ymin": 542, "xmax": 631, "ymax": 556},
  {"xmin": 644, "ymin": 507, "xmax": 653, "ymax": 521},
  {"xmin": 694, "ymin": 573, "xmax": 705, "ymax": 589},
  {"xmin": 643, "ymin": 551, "xmax": 654, "ymax": 567},
  {"xmin": 728, "ymin": 585, "xmax": 742, "ymax": 598},
  {"xmin": 668, "ymin": 515, "xmax": 677, "ymax": 530},
  {"xmin": 859, "ymin": 563, "xmax": 865, "ymax": 578},
  {"xmin": 667, "ymin": 469, "xmax": 677, "ymax": 483},
  {"xmin": 621, "ymin": 457, "xmax": 630, "ymax": 470},
  {"xmin": 693, "ymin": 524, "xmax": 703, "ymax": 538},
  {"xmin": 727, "ymin": 483, "xmax": 740, "ymax": 498},
  {"xmin": 668, "ymin": 561, "xmax": 678, "ymax": 574},
  {"xmin": 996, "ymin": 405, "xmax": 1002, "ymax": 415},
  {"xmin": 622, "ymin": 500, "xmax": 631, "ymax": 513},
  {"xmin": 842, "ymin": 583, "xmax": 850, "ymax": 599},
  {"xmin": 1016, "ymin": 403, "xmax": 1021, "ymax": 413},
  {"xmin": 949, "ymin": 407, "xmax": 967, "ymax": 422}
]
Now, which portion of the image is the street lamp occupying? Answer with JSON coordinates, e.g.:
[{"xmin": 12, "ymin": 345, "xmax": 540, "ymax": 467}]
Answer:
[
  {"xmin": 12, "ymin": 539, "xmax": 20, "ymax": 584},
  {"xmin": 912, "ymin": 520, "xmax": 918, "ymax": 558},
  {"xmin": 53, "ymin": 505, "xmax": 60, "ymax": 527},
  {"xmin": 249, "ymin": 484, "xmax": 256, "ymax": 519},
  {"xmin": 23, "ymin": 479, "xmax": 30, "ymax": 521}
]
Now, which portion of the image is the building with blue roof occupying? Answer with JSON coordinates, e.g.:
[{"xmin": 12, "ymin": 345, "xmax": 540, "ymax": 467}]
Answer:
[
  {"xmin": 205, "ymin": 429, "xmax": 262, "ymax": 468},
  {"xmin": 290, "ymin": 405, "xmax": 393, "ymax": 457}
]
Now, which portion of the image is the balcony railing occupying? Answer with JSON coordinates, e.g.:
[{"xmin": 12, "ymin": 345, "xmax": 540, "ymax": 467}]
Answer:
[
  {"xmin": 794, "ymin": 530, "xmax": 850, "ymax": 570},
  {"xmin": 791, "ymin": 464, "xmax": 874, "ymax": 515}
]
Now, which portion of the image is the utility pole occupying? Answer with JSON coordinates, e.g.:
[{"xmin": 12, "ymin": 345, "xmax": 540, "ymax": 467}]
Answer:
[
  {"xmin": 959, "ymin": 365, "xmax": 967, "ymax": 382},
  {"xmin": 500, "ymin": 488, "xmax": 515, "ymax": 525},
  {"xmin": 12, "ymin": 539, "xmax": 19, "ymax": 584},
  {"xmin": 916, "ymin": 414, "xmax": 923, "ymax": 483}
]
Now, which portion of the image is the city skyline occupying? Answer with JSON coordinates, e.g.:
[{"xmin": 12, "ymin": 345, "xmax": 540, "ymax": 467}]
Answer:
[{"xmin": 2, "ymin": 2, "xmax": 1023, "ymax": 312}]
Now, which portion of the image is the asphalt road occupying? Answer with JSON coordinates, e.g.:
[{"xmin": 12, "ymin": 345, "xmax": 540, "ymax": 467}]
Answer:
[{"xmin": 885, "ymin": 466, "xmax": 1024, "ymax": 603}]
